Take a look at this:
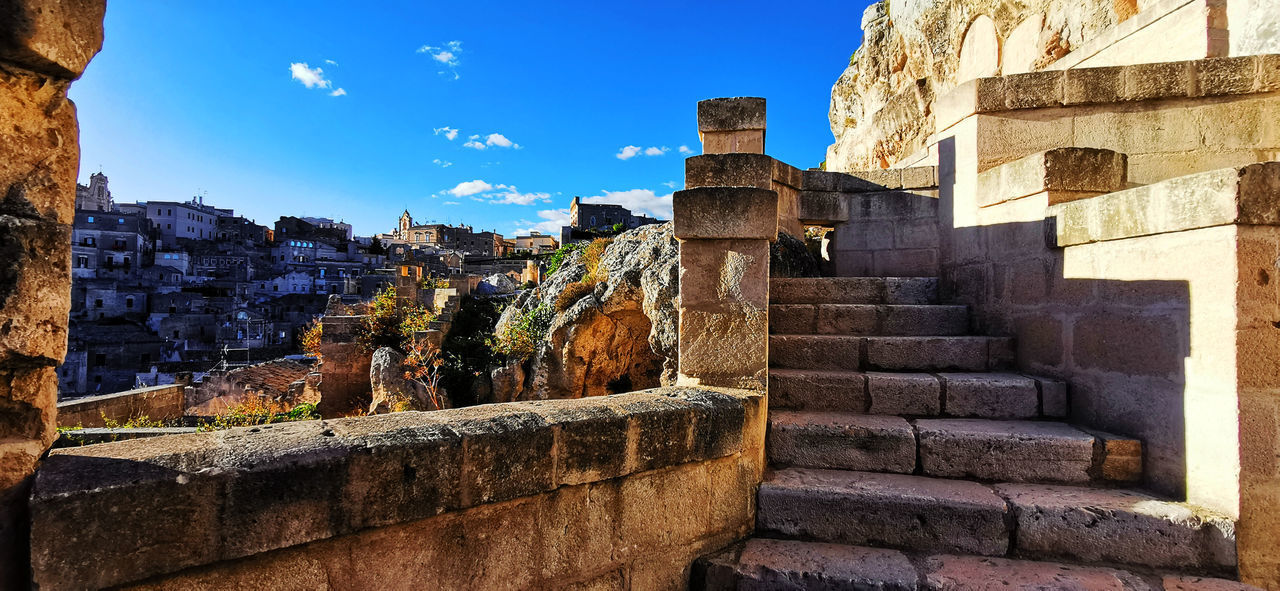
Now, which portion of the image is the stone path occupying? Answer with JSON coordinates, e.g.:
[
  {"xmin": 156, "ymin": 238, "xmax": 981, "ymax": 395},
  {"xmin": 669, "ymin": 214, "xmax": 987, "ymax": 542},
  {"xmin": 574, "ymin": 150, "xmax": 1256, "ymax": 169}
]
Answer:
[{"xmin": 695, "ymin": 276, "xmax": 1255, "ymax": 590}]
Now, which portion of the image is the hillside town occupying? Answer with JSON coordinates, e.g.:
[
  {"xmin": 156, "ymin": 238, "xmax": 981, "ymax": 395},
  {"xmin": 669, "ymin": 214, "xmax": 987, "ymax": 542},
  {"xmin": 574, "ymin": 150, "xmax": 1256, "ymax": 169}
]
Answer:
[{"xmin": 62, "ymin": 171, "xmax": 660, "ymax": 398}]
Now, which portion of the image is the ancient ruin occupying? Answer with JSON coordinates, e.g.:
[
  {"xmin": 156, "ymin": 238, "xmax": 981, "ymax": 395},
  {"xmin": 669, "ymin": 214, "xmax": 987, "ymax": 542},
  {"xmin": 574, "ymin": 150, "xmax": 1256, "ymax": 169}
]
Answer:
[{"xmin": 2, "ymin": 0, "xmax": 1280, "ymax": 589}]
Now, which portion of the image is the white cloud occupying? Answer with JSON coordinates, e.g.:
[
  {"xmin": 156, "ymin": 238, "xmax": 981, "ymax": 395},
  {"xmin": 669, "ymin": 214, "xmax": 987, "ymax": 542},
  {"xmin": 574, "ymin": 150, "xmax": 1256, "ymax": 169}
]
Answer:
[
  {"xmin": 678, "ymin": 145, "xmax": 694, "ymax": 155},
  {"xmin": 582, "ymin": 189, "xmax": 673, "ymax": 219},
  {"xmin": 432, "ymin": 158, "xmax": 453, "ymax": 168},
  {"xmin": 433, "ymin": 127, "xmax": 459, "ymax": 140},
  {"xmin": 417, "ymin": 41, "xmax": 463, "ymax": 79},
  {"xmin": 447, "ymin": 179, "xmax": 494, "ymax": 197},
  {"xmin": 616, "ymin": 145, "xmax": 642, "ymax": 160},
  {"xmin": 442, "ymin": 201, "xmax": 460, "ymax": 205},
  {"xmin": 662, "ymin": 181, "xmax": 680, "ymax": 189},
  {"xmin": 444, "ymin": 179, "xmax": 552, "ymax": 206},
  {"xmin": 289, "ymin": 62, "xmax": 332, "ymax": 89},
  {"xmin": 324, "ymin": 59, "xmax": 339, "ymax": 66},
  {"xmin": 329, "ymin": 88, "xmax": 347, "ymax": 97},
  {"xmin": 618, "ymin": 145, "xmax": 672, "ymax": 159},
  {"xmin": 485, "ymin": 133, "xmax": 519, "ymax": 149},
  {"xmin": 464, "ymin": 139, "xmax": 486, "ymax": 150},
  {"xmin": 514, "ymin": 208, "xmax": 572, "ymax": 235}
]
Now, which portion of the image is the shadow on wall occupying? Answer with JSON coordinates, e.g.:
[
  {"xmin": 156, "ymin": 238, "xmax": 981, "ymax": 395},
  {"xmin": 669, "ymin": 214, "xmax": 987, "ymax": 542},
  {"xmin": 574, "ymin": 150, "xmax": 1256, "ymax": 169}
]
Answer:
[{"xmin": 932, "ymin": 136, "xmax": 1195, "ymax": 499}]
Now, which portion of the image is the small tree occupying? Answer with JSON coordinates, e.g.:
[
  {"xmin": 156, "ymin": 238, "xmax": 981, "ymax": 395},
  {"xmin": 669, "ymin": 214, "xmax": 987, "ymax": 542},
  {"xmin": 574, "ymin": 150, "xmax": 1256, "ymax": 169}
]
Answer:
[
  {"xmin": 403, "ymin": 341, "xmax": 446, "ymax": 411},
  {"xmin": 356, "ymin": 286, "xmax": 434, "ymax": 353}
]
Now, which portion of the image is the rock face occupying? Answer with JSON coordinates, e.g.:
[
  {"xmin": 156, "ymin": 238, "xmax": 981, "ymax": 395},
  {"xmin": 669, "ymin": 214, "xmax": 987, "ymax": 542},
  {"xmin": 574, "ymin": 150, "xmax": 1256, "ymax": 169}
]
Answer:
[
  {"xmin": 368, "ymin": 347, "xmax": 435, "ymax": 413},
  {"xmin": 479, "ymin": 272, "xmax": 517, "ymax": 294},
  {"xmin": 826, "ymin": 0, "xmax": 1119, "ymax": 171},
  {"xmin": 491, "ymin": 223, "xmax": 679, "ymax": 401}
]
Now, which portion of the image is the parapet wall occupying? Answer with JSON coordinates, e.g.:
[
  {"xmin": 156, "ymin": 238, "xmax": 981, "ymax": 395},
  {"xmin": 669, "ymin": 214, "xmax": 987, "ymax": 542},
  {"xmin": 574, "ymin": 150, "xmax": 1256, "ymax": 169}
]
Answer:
[
  {"xmin": 56, "ymin": 384, "xmax": 185, "ymax": 428},
  {"xmin": 30, "ymin": 386, "xmax": 766, "ymax": 590}
]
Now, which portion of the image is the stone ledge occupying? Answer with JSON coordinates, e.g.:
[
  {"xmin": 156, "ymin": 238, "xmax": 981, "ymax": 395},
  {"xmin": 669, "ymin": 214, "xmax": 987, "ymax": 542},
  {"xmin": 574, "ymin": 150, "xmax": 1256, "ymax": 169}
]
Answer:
[
  {"xmin": 673, "ymin": 187, "xmax": 778, "ymax": 240},
  {"xmin": 30, "ymin": 386, "xmax": 762, "ymax": 590},
  {"xmin": 56, "ymin": 384, "xmax": 186, "ymax": 428},
  {"xmin": 684, "ymin": 153, "xmax": 801, "ymax": 190},
  {"xmin": 1048, "ymin": 162, "xmax": 1280, "ymax": 247},
  {"xmin": 977, "ymin": 148, "xmax": 1128, "ymax": 208},
  {"xmin": 936, "ymin": 54, "xmax": 1280, "ymax": 131},
  {"xmin": 803, "ymin": 166, "xmax": 938, "ymax": 193},
  {"xmin": 697, "ymin": 97, "xmax": 765, "ymax": 132}
]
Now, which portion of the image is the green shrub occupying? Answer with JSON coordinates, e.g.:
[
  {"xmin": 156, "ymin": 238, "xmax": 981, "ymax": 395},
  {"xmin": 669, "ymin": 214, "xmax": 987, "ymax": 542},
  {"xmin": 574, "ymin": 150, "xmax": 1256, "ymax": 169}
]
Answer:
[
  {"xmin": 546, "ymin": 242, "xmax": 585, "ymax": 276},
  {"xmin": 492, "ymin": 304, "xmax": 554, "ymax": 361}
]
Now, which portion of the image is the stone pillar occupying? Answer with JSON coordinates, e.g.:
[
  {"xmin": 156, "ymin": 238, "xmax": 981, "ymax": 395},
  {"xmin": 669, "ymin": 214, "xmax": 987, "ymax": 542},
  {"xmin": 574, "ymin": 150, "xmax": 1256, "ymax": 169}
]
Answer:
[
  {"xmin": 0, "ymin": 1, "xmax": 105, "ymax": 586},
  {"xmin": 316, "ymin": 315, "xmax": 373, "ymax": 417},
  {"xmin": 673, "ymin": 186, "xmax": 778, "ymax": 390},
  {"xmin": 698, "ymin": 97, "xmax": 765, "ymax": 155}
]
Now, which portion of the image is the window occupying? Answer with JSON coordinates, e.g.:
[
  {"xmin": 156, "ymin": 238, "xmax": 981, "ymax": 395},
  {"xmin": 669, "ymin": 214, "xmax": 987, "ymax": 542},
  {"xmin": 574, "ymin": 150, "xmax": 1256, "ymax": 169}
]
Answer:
[
  {"xmin": 167, "ymin": 209, "xmax": 172, "ymax": 216},
  {"xmin": 94, "ymin": 299, "xmax": 103, "ymax": 308},
  {"xmin": 125, "ymin": 297, "xmax": 134, "ymax": 309},
  {"xmin": 166, "ymin": 223, "xmax": 171, "ymax": 229},
  {"xmin": 168, "ymin": 305, "xmax": 176, "ymax": 313},
  {"xmin": 75, "ymin": 256, "xmax": 87, "ymax": 268},
  {"xmin": 86, "ymin": 216, "xmax": 94, "ymax": 223},
  {"xmin": 117, "ymin": 218, "xmax": 124, "ymax": 224},
  {"xmin": 93, "ymin": 353, "xmax": 106, "ymax": 366},
  {"xmin": 173, "ymin": 330, "xmax": 180, "ymax": 339}
]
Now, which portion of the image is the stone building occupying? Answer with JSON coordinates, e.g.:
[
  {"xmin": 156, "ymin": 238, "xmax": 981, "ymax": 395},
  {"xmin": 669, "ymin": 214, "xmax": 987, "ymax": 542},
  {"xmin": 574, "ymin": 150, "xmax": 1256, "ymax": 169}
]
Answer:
[
  {"xmin": 560, "ymin": 195, "xmax": 662, "ymax": 244},
  {"xmin": 70, "ymin": 209, "xmax": 152, "ymax": 279},
  {"xmin": 73, "ymin": 171, "xmax": 111, "ymax": 211},
  {"xmin": 393, "ymin": 210, "xmax": 509, "ymax": 256},
  {"xmin": 513, "ymin": 230, "xmax": 559, "ymax": 254}
]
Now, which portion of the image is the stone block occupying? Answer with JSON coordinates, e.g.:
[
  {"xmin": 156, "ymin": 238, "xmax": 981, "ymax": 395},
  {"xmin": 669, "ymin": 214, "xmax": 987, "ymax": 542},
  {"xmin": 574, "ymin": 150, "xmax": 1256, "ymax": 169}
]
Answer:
[
  {"xmin": 1004, "ymin": 70, "xmax": 1065, "ymax": 110},
  {"xmin": 333, "ymin": 413, "xmax": 464, "ymax": 528},
  {"xmin": 0, "ymin": 215, "xmax": 70, "ymax": 365},
  {"xmin": 527, "ymin": 398, "xmax": 629, "ymax": 486},
  {"xmin": 1085, "ymin": 428, "xmax": 1144, "ymax": 482},
  {"xmin": 769, "ymin": 277, "xmax": 898, "ymax": 305},
  {"xmin": 697, "ymin": 97, "xmax": 765, "ymax": 132},
  {"xmin": 708, "ymin": 455, "xmax": 757, "ymax": 535},
  {"xmin": 619, "ymin": 461, "xmax": 709, "ymax": 550},
  {"xmin": 874, "ymin": 248, "xmax": 938, "ymax": 276},
  {"xmin": 680, "ymin": 304, "xmax": 768, "ymax": 388},
  {"xmin": 536, "ymin": 483, "xmax": 618, "ymax": 583},
  {"xmin": 1122, "ymin": 61, "xmax": 1194, "ymax": 101},
  {"xmin": 1064, "ymin": 66, "xmax": 1123, "ymax": 105},
  {"xmin": 701, "ymin": 130, "xmax": 764, "ymax": 154},
  {"xmin": 675, "ymin": 388, "xmax": 746, "ymax": 460},
  {"xmin": 1194, "ymin": 56, "xmax": 1258, "ymax": 96},
  {"xmin": 448, "ymin": 406, "xmax": 554, "ymax": 505},
  {"xmin": 1034, "ymin": 377, "xmax": 1069, "ymax": 417},
  {"xmin": 673, "ymin": 187, "xmax": 778, "ymax": 240},
  {"xmin": 0, "ymin": 0, "xmax": 106, "ymax": 79},
  {"xmin": 0, "ymin": 367, "xmax": 56, "ymax": 482},
  {"xmin": 900, "ymin": 166, "xmax": 937, "ymax": 189},
  {"xmin": 769, "ymin": 335, "xmax": 862, "ymax": 371},
  {"xmin": 768, "ymin": 411, "xmax": 915, "ymax": 472},
  {"xmin": 678, "ymin": 239, "xmax": 769, "ymax": 309},
  {"xmin": 768, "ymin": 304, "xmax": 816, "ymax": 334},
  {"xmin": 815, "ymin": 304, "xmax": 878, "ymax": 335},
  {"xmin": 758, "ymin": 468, "xmax": 1009, "ymax": 555},
  {"xmin": 924, "ymin": 554, "xmax": 1157, "ymax": 590},
  {"xmin": 1072, "ymin": 311, "xmax": 1182, "ymax": 377},
  {"xmin": 917, "ymin": 419, "xmax": 1096, "ymax": 483},
  {"xmin": 796, "ymin": 190, "xmax": 850, "ymax": 224},
  {"xmin": 1163, "ymin": 575, "xmax": 1267, "ymax": 591},
  {"xmin": 1258, "ymin": 54, "xmax": 1280, "ymax": 92},
  {"xmin": 894, "ymin": 219, "xmax": 940, "ymax": 249},
  {"xmin": 940, "ymin": 373, "xmax": 1040, "ymax": 419},
  {"xmin": 684, "ymin": 153, "xmax": 775, "ymax": 189},
  {"xmin": 833, "ymin": 251, "xmax": 874, "ymax": 277},
  {"xmin": 867, "ymin": 371, "xmax": 941, "ymax": 415},
  {"xmin": 879, "ymin": 304, "xmax": 968, "ymax": 336},
  {"xmin": 884, "ymin": 277, "xmax": 938, "ymax": 304},
  {"xmin": 998, "ymin": 483, "xmax": 1237, "ymax": 571},
  {"xmin": 725, "ymin": 539, "xmax": 920, "ymax": 589},
  {"xmin": 768, "ymin": 369, "xmax": 868, "ymax": 413},
  {"xmin": 865, "ymin": 336, "xmax": 992, "ymax": 372},
  {"xmin": 615, "ymin": 394, "xmax": 695, "ymax": 473}
]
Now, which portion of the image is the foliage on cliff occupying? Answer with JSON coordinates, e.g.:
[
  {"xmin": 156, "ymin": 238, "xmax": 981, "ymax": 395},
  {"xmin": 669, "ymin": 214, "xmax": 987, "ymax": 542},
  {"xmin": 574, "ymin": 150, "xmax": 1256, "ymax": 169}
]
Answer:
[{"xmin": 356, "ymin": 285, "xmax": 434, "ymax": 353}]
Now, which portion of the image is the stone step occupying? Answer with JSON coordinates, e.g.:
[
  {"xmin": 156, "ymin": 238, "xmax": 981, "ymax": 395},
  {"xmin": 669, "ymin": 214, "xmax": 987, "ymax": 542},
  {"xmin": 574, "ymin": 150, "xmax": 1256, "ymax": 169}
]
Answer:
[
  {"xmin": 757, "ymin": 468, "xmax": 1237, "ymax": 573},
  {"xmin": 768, "ymin": 411, "xmax": 915, "ymax": 473},
  {"xmin": 769, "ymin": 335, "xmax": 1014, "ymax": 372},
  {"xmin": 770, "ymin": 277, "xmax": 937, "ymax": 305},
  {"xmin": 768, "ymin": 413, "xmax": 1140, "ymax": 484},
  {"xmin": 768, "ymin": 370, "xmax": 1068, "ymax": 419},
  {"xmin": 915, "ymin": 418, "xmax": 1141, "ymax": 484},
  {"xmin": 757, "ymin": 468, "xmax": 1011, "ymax": 556},
  {"xmin": 694, "ymin": 538, "xmax": 1259, "ymax": 591},
  {"xmin": 769, "ymin": 304, "xmax": 969, "ymax": 336}
]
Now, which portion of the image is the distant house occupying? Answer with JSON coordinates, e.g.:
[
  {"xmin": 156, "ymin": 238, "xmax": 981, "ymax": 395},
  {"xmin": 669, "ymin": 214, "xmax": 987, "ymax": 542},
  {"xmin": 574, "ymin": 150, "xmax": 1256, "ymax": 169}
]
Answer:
[{"xmin": 560, "ymin": 196, "xmax": 662, "ymax": 244}]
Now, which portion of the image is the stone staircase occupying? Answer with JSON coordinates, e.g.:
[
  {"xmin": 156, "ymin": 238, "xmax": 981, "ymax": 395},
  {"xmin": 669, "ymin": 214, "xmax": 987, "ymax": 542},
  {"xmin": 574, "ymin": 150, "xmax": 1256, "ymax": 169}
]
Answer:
[{"xmin": 695, "ymin": 277, "xmax": 1250, "ymax": 590}]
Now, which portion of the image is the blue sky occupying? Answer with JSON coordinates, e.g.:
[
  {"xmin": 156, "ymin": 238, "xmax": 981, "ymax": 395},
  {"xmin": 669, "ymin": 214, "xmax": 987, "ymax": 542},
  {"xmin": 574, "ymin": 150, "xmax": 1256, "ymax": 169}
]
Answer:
[{"xmin": 71, "ymin": 1, "xmax": 867, "ymax": 238}]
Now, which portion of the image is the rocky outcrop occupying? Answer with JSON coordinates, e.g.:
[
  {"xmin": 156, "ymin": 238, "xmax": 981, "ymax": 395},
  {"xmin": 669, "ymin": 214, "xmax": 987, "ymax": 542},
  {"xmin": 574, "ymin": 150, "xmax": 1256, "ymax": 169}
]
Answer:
[
  {"xmin": 491, "ymin": 223, "xmax": 678, "ymax": 401},
  {"xmin": 479, "ymin": 273, "xmax": 517, "ymax": 294},
  {"xmin": 827, "ymin": 0, "xmax": 1119, "ymax": 171},
  {"xmin": 368, "ymin": 347, "xmax": 436, "ymax": 413}
]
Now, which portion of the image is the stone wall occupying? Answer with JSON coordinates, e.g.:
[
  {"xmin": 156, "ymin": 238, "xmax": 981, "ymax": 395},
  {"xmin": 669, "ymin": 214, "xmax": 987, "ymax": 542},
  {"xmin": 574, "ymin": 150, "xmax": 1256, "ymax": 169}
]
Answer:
[
  {"xmin": 57, "ymin": 384, "xmax": 185, "ymax": 428},
  {"xmin": 0, "ymin": 1, "xmax": 105, "ymax": 587},
  {"xmin": 30, "ymin": 386, "xmax": 766, "ymax": 590}
]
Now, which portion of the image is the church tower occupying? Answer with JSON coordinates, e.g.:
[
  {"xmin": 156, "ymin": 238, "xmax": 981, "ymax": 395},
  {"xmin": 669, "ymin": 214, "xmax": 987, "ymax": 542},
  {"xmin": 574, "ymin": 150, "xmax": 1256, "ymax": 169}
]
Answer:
[
  {"xmin": 398, "ymin": 210, "xmax": 413, "ymax": 237},
  {"xmin": 75, "ymin": 172, "xmax": 112, "ymax": 212}
]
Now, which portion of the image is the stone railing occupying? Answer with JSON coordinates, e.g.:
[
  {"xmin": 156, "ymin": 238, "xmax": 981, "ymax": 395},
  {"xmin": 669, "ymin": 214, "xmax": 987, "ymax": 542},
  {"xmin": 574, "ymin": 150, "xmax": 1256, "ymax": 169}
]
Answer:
[
  {"xmin": 31, "ymin": 386, "xmax": 765, "ymax": 590},
  {"xmin": 56, "ymin": 384, "xmax": 186, "ymax": 428}
]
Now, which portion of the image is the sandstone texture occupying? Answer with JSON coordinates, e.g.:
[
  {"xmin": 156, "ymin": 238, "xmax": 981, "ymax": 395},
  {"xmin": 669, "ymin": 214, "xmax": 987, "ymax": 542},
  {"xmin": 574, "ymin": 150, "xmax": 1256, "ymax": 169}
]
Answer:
[
  {"xmin": 368, "ymin": 347, "xmax": 437, "ymax": 413},
  {"xmin": 827, "ymin": 0, "xmax": 1119, "ymax": 171},
  {"xmin": 491, "ymin": 223, "xmax": 678, "ymax": 400}
]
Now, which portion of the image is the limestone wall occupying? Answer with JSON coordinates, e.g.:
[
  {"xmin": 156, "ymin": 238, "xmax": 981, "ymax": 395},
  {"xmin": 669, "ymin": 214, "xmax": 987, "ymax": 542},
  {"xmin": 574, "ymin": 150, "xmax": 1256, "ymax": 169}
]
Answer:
[
  {"xmin": 57, "ymin": 384, "xmax": 185, "ymax": 428},
  {"xmin": 0, "ymin": 1, "xmax": 105, "ymax": 586},
  {"xmin": 30, "ymin": 386, "xmax": 766, "ymax": 590}
]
